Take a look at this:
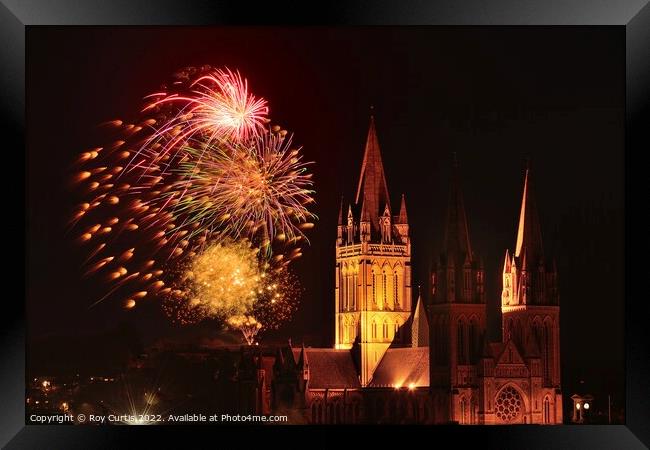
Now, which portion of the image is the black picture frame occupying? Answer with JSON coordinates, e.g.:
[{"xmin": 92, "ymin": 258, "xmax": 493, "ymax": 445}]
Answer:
[{"xmin": 6, "ymin": 1, "xmax": 649, "ymax": 448}]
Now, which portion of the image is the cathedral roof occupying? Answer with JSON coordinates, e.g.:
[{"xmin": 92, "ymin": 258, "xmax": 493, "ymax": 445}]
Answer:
[
  {"xmin": 297, "ymin": 344, "xmax": 308, "ymax": 368},
  {"xmin": 515, "ymin": 166, "xmax": 544, "ymax": 265},
  {"xmin": 291, "ymin": 348, "xmax": 360, "ymax": 389},
  {"xmin": 487, "ymin": 342, "xmax": 506, "ymax": 359},
  {"xmin": 495, "ymin": 340, "xmax": 526, "ymax": 365},
  {"xmin": 369, "ymin": 347, "xmax": 429, "ymax": 388},
  {"xmin": 443, "ymin": 154, "xmax": 473, "ymax": 262},
  {"xmin": 355, "ymin": 116, "xmax": 391, "ymax": 231}
]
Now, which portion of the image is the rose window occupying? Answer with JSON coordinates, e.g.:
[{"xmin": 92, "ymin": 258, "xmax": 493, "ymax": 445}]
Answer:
[{"xmin": 495, "ymin": 386, "xmax": 523, "ymax": 422}]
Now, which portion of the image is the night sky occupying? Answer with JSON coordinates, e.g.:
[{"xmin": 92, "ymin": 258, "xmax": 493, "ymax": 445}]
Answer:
[{"xmin": 27, "ymin": 27, "xmax": 624, "ymax": 403}]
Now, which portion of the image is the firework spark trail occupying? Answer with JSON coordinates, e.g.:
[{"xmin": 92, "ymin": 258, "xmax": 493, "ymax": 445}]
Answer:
[
  {"xmin": 163, "ymin": 132, "xmax": 316, "ymax": 250},
  {"xmin": 88, "ymin": 272, "xmax": 140, "ymax": 309},
  {"xmin": 127, "ymin": 68, "xmax": 268, "ymax": 180}
]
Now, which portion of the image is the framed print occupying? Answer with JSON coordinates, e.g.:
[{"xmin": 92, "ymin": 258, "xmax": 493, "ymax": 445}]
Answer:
[{"xmin": 5, "ymin": 0, "xmax": 650, "ymax": 448}]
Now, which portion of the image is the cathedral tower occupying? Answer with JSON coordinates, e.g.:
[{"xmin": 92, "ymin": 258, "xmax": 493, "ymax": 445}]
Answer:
[
  {"xmin": 335, "ymin": 116, "xmax": 412, "ymax": 386},
  {"xmin": 430, "ymin": 157, "xmax": 486, "ymax": 423},
  {"xmin": 501, "ymin": 166, "xmax": 562, "ymax": 423}
]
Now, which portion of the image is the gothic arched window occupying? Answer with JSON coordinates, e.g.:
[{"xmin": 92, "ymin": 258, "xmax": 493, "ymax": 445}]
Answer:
[
  {"xmin": 431, "ymin": 272, "xmax": 437, "ymax": 297},
  {"xmin": 351, "ymin": 268, "xmax": 357, "ymax": 310},
  {"xmin": 382, "ymin": 270, "xmax": 388, "ymax": 310},
  {"xmin": 543, "ymin": 396, "xmax": 551, "ymax": 424},
  {"xmin": 372, "ymin": 264, "xmax": 380, "ymax": 309},
  {"xmin": 457, "ymin": 319, "xmax": 466, "ymax": 364},
  {"xmin": 372, "ymin": 273, "xmax": 376, "ymax": 305},
  {"xmin": 394, "ymin": 272, "xmax": 399, "ymax": 309},
  {"xmin": 543, "ymin": 320, "xmax": 553, "ymax": 384},
  {"xmin": 442, "ymin": 317, "xmax": 449, "ymax": 363},
  {"xmin": 345, "ymin": 267, "xmax": 352, "ymax": 311},
  {"xmin": 533, "ymin": 319, "xmax": 542, "ymax": 345},
  {"xmin": 505, "ymin": 317, "xmax": 514, "ymax": 341},
  {"xmin": 371, "ymin": 318, "xmax": 378, "ymax": 340},
  {"xmin": 460, "ymin": 397, "xmax": 468, "ymax": 424},
  {"xmin": 434, "ymin": 316, "xmax": 442, "ymax": 365},
  {"xmin": 469, "ymin": 318, "xmax": 478, "ymax": 363},
  {"xmin": 340, "ymin": 264, "xmax": 347, "ymax": 311}
]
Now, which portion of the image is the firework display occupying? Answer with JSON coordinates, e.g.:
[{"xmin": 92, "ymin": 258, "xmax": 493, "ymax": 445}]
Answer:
[
  {"xmin": 162, "ymin": 244, "xmax": 301, "ymax": 331},
  {"xmin": 227, "ymin": 315, "xmax": 262, "ymax": 346},
  {"xmin": 168, "ymin": 133, "xmax": 315, "ymax": 251},
  {"xmin": 140, "ymin": 68, "xmax": 269, "ymax": 148},
  {"xmin": 70, "ymin": 66, "xmax": 315, "ymax": 336},
  {"xmin": 167, "ymin": 239, "xmax": 261, "ymax": 320}
]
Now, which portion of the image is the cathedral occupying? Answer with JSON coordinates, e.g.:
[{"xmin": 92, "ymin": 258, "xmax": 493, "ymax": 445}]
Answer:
[{"xmin": 238, "ymin": 117, "xmax": 563, "ymax": 424}]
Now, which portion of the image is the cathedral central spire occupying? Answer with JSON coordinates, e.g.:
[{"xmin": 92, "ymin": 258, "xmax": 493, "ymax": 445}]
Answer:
[
  {"xmin": 443, "ymin": 155, "xmax": 473, "ymax": 261},
  {"xmin": 336, "ymin": 115, "xmax": 411, "ymax": 386},
  {"xmin": 355, "ymin": 116, "xmax": 391, "ymax": 231}
]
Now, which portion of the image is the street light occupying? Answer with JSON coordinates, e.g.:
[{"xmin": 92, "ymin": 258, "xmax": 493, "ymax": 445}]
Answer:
[{"xmin": 571, "ymin": 394, "xmax": 594, "ymax": 423}]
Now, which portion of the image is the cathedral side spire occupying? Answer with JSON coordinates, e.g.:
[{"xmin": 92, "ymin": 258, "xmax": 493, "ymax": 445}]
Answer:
[
  {"xmin": 430, "ymin": 155, "xmax": 487, "ymax": 393},
  {"xmin": 515, "ymin": 166, "xmax": 544, "ymax": 264},
  {"xmin": 337, "ymin": 197, "xmax": 345, "ymax": 246},
  {"xmin": 398, "ymin": 193, "xmax": 408, "ymax": 224},
  {"xmin": 443, "ymin": 155, "xmax": 473, "ymax": 262},
  {"xmin": 501, "ymin": 163, "xmax": 561, "ymax": 393},
  {"xmin": 355, "ymin": 116, "xmax": 391, "ymax": 230}
]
